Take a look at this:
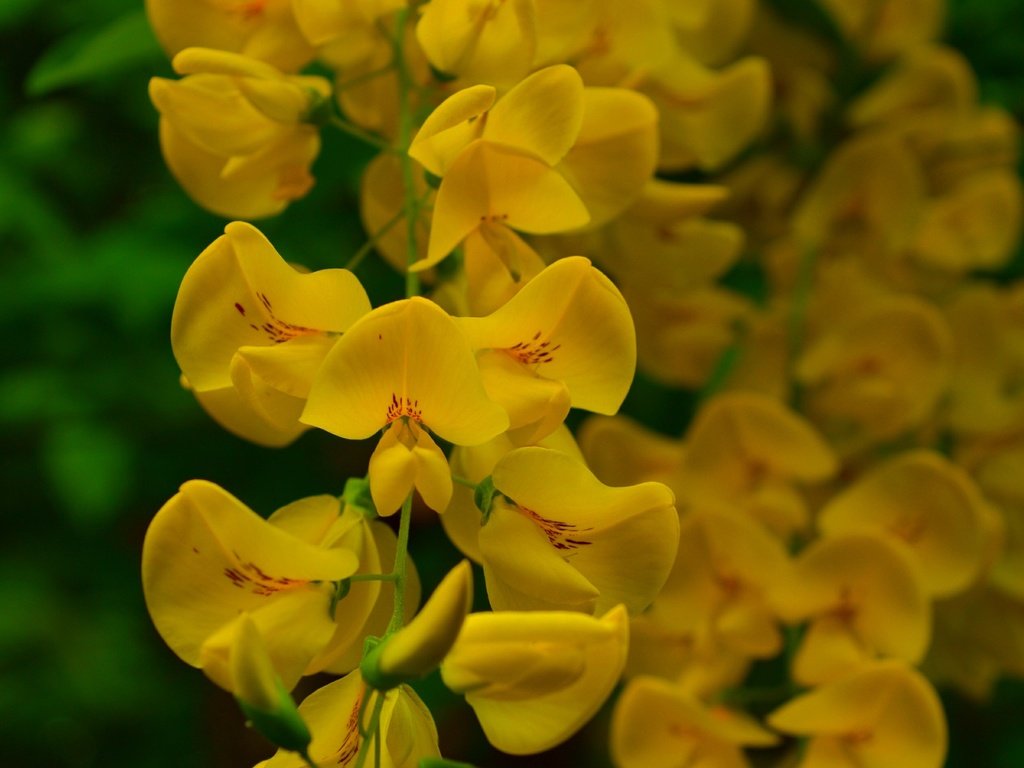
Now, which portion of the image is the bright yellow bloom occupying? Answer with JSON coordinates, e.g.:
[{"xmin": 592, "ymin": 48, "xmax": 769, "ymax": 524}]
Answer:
[
  {"xmin": 479, "ymin": 447, "xmax": 678, "ymax": 615},
  {"xmin": 416, "ymin": 0, "xmax": 536, "ymax": 86},
  {"xmin": 142, "ymin": 481, "xmax": 358, "ymax": 692},
  {"xmin": 680, "ymin": 392, "xmax": 837, "ymax": 535},
  {"xmin": 278, "ymin": 495, "xmax": 422, "ymax": 675},
  {"xmin": 171, "ymin": 221, "xmax": 370, "ymax": 446},
  {"xmin": 441, "ymin": 426, "xmax": 582, "ymax": 564},
  {"xmin": 146, "ymin": 0, "xmax": 313, "ymax": 72},
  {"xmin": 612, "ymin": 676, "xmax": 778, "ymax": 768},
  {"xmin": 291, "ymin": 0, "xmax": 404, "ymax": 52},
  {"xmin": 150, "ymin": 49, "xmax": 329, "ymax": 219},
  {"xmin": 773, "ymin": 534, "xmax": 930, "ymax": 685},
  {"xmin": 768, "ymin": 661, "xmax": 947, "ymax": 768},
  {"xmin": 457, "ymin": 256, "xmax": 636, "ymax": 444},
  {"xmin": 258, "ymin": 669, "xmax": 440, "ymax": 768},
  {"xmin": 301, "ymin": 298, "xmax": 509, "ymax": 515},
  {"xmin": 441, "ymin": 605, "xmax": 628, "ymax": 755},
  {"xmin": 818, "ymin": 451, "xmax": 991, "ymax": 597}
]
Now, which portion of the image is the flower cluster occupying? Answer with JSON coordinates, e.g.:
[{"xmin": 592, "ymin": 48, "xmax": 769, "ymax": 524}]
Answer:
[{"xmin": 140, "ymin": 1, "xmax": 1021, "ymax": 767}]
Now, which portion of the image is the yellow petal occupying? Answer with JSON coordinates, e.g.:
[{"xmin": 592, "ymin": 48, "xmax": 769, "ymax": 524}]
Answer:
[
  {"xmin": 409, "ymin": 84, "xmax": 495, "ymax": 177},
  {"xmin": 443, "ymin": 605, "xmax": 628, "ymax": 755},
  {"xmin": 484, "ymin": 65, "xmax": 584, "ymax": 166},
  {"xmin": 142, "ymin": 481, "xmax": 359, "ymax": 687},
  {"xmin": 463, "ymin": 223, "xmax": 547, "ymax": 315},
  {"xmin": 819, "ymin": 451, "xmax": 989, "ymax": 597},
  {"xmin": 146, "ymin": 0, "xmax": 313, "ymax": 72},
  {"xmin": 459, "ymin": 256, "xmax": 636, "ymax": 414},
  {"xmin": 476, "ymin": 349, "xmax": 572, "ymax": 444},
  {"xmin": 368, "ymin": 422, "xmax": 418, "ymax": 518},
  {"xmin": 302, "ymin": 297, "xmax": 509, "ymax": 444},
  {"xmin": 424, "ymin": 141, "xmax": 590, "ymax": 269},
  {"xmin": 488, "ymin": 447, "xmax": 678, "ymax": 614},
  {"xmin": 191, "ymin": 384, "xmax": 308, "ymax": 447},
  {"xmin": 769, "ymin": 662, "xmax": 947, "ymax": 768},
  {"xmin": 556, "ymin": 88, "xmax": 659, "ymax": 227}
]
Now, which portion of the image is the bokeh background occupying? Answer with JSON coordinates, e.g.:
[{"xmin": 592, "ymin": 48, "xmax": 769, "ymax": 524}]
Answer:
[{"xmin": 2, "ymin": 0, "xmax": 1024, "ymax": 766}]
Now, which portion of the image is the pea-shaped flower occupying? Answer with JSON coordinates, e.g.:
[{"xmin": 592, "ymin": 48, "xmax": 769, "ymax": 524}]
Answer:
[
  {"xmin": 441, "ymin": 606, "xmax": 628, "ymax": 755},
  {"xmin": 302, "ymin": 298, "xmax": 509, "ymax": 516},
  {"xmin": 458, "ymin": 256, "xmax": 637, "ymax": 444},
  {"xmin": 479, "ymin": 447, "xmax": 678, "ymax": 615},
  {"xmin": 768, "ymin": 661, "xmax": 947, "ymax": 768},
  {"xmin": 612, "ymin": 676, "xmax": 778, "ymax": 768},
  {"xmin": 257, "ymin": 669, "xmax": 440, "ymax": 768},
  {"xmin": 150, "ymin": 48, "xmax": 330, "ymax": 218},
  {"xmin": 147, "ymin": 0, "xmax": 313, "ymax": 72},
  {"xmin": 142, "ymin": 481, "xmax": 359, "ymax": 693},
  {"xmin": 172, "ymin": 222, "xmax": 371, "ymax": 446}
]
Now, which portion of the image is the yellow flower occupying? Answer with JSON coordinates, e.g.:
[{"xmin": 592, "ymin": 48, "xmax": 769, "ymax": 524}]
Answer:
[
  {"xmin": 301, "ymin": 297, "xmax": 509, "ymax": 515},
  {"xmin": 441, "ymin": 605, "xmax": 628, "ymax": 755},
  {"xmin": 171, "ymin": 221, "xmax": 370, "ymax": 446},
  {"xmin": 479, "ymin": 447, "xmax": 678, "ymax": 615},
  {"xmin": 457, "ymin": 256, "xmax": 636, "ymax": 444},
  {"xmin": 146, "ymin": 0, "xmax": 313, "ymax": 72},
  {"xmin": 772, "ymin": 534, "xmax": 930, "ymax": 685},
  {"xmin": 631, "ymin": 505, "xmax": 789, "ymax": 681},
  {"xmin": 441, "ymin": 426, "xmax": 582, "ymax": 564},
  {"xmin": 359, "ymin": 153, "xmax": 433, "ymax": 278},
  {"xmin": 150, "ymin": 48, "xmax": 329, "ymax": 218},
  {"xmin": 142, "ymin": 481, "xmax": 358, "ymax": 692},
  {"xmin": 768, "ymin": 661, "xmax": 947, "ymax": 768},
  {"xmin": 612, "ymin": 676, "xmax": 778, "ymax": 768},
  {"xmin": 680, "ymin": 392, "xmax": 837, "ymax": 535},
  {"xmin": 258, "ymin": 669, "xmax": 440, "ymax": 768},
  {"xmin": 577, "ymin": 414, "xmax": 686, "ymax": 496},
  {"xmin": 818, "ymin": 451, "xmax": 991, "ymax": 598},
  {"xmin": 815, "ymin": 0, "xmax": 944, "ymax": 62},
  {"xmin": 368, "ymin": 561, "xmax": 473, "ymax": 687},
  {"xmin": 291, "ymin": 0, "xmax": 404, "ymax": 52},
  {"xmin": 416, "ymin": 0, "xmax": 537, "ymax": 86},
  {"xmin": 279, "ymin": 495, "xmax": 422, "ymax": 676}
]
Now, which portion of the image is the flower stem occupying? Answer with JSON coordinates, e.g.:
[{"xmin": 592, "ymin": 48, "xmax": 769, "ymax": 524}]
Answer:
[
  {"xmin": 353, "ymin": 691, "xmax": 387, "ymax": 768},
  {"xmin": 328, "ymin": 115, "xmax": 390, "ymax": 151},
  {"xmin": 392, "ymin": 6, "xmax": 422, "ymax": 299},
  {"xmin": 388, "ymin": 492, "xmax": 414, "ymax": 634},
  {"xmin": 451, "ymin": 475, "xmax": 478, "ymax": 490}
]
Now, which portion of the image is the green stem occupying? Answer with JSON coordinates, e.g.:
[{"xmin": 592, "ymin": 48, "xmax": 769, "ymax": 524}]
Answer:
[
  {"xmin": 336, "ymin": 64, "xmax": 394, "ymax": 93},
  {"xmin": 388, "ymin": 492, "xmax": 414, "ymax": 634},
  {"xmin": 344, "ymin": 208, "xmax": 406, "ymax": 271},
  {"xmin": 327, "ymin": 115, "xmax": 390, "ymax": 151},
  {"xmin": 349, "ymin": 572, "xmax": 399, "ymax": 583},
  {"xmin": 451, "ymin": 475, "xmax": 478, "ymax": 490},
  {"xmin": 300, "ymin": 750, "xmax": 319, "ymax": 768},
  {"xmin": 392, "ymin": 6, "xmax": 422, "ymax": 299},
  {"xmin": 353, "ymin": 692, "xmax": 387, "ymax": 768}
]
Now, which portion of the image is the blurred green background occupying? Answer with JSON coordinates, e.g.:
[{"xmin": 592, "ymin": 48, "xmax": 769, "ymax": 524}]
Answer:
[{"xmin": 2, "ymin": 1, "xmax": 1023, "ymax": 766}]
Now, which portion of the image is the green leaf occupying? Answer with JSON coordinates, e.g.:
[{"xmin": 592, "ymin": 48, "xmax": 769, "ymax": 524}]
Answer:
[{"xmin": 25, "ymin": 10, "xmax": 162, "ymax": 96}]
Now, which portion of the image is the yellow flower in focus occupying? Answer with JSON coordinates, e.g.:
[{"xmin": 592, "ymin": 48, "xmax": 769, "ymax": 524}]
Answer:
[
  {"xmin": 258, "ymin": 669, "xmax": 440, "ymax": 768},
  {"xmin": 146, "ymin": 0, "xmax": 313, "ymax": 71},
  {"xmin": 150, "ymin": 48, "xmax": 329, "ymax": 219},
  {"xmin": 479, "ymin": 447, "xmax": 678, "ymax": 615},
  {"xmin": 301, "ymin": 298, "xmax": 509, "ymax": 515},
  {"xmin": 818, "ymin": 451, "xmax": 991, "ymax": 597},
  {"xmin": 441, "ymin": 605, "xmax": 629, "ymax": 755},
  {"xmin": 441, "ymin": 426, "xmax": 582, "ymax": 564},
  {"xmin": 773, "ymin": 534, "xmax": 930, "ymax": 685},
  {"xmin": 141, "ymin": 482, "xmax": 358, "ymax": 693},
  {"xmin": 457, "ymin": 256, "xmax": 637, "ymax": 444},
  {"xmin": 612, "ymin": 676, "xmax": 777, "ymax": 768},
  {"xmin": 172, "ymin": 222, "xmax": 370, "ymax": 446},
  {"xmin": 768, "ymin": 661, "xmax": 947, "ymax": 768}
]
